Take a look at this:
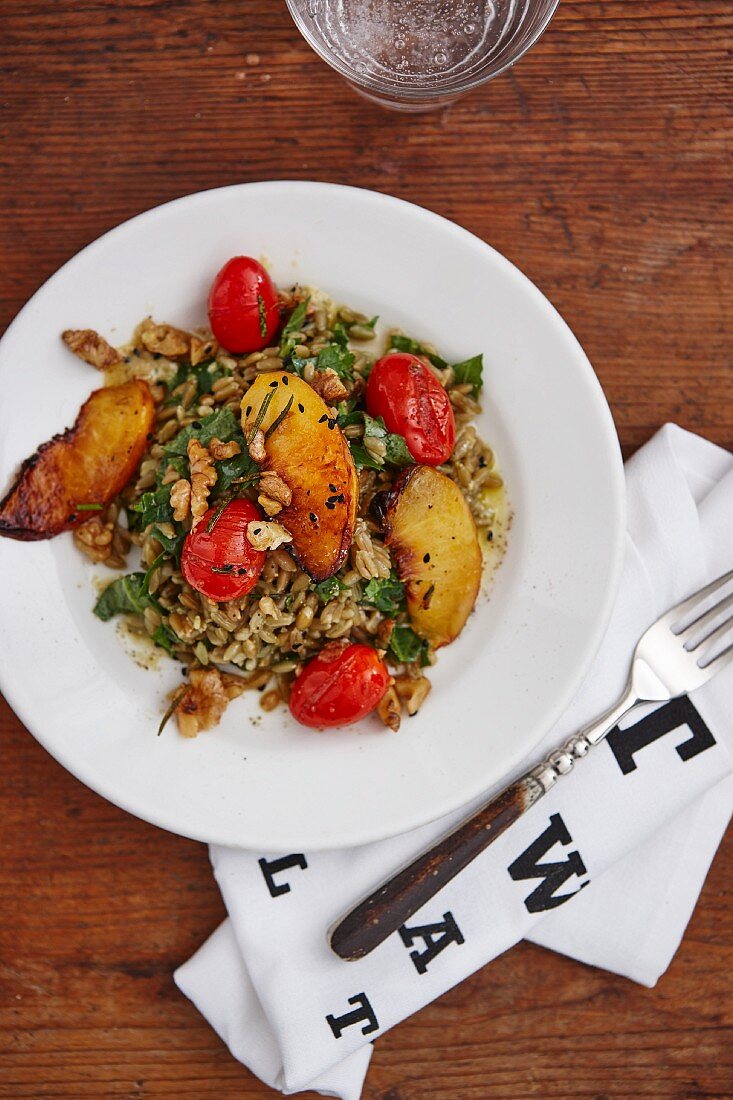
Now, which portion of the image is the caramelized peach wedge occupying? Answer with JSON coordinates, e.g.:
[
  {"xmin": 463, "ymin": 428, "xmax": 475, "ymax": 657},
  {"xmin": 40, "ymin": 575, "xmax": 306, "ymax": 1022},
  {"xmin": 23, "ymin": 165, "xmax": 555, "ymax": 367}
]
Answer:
[
  {"xmin": 0, "ymin": 379, "xmax": 155, "ymax": 540},
  {"xmin": 383, "ymin": 465, "xmax": 483, "ymax": 649},
  {"xmin": 242, "ymin": 373, "xmax": 359, "ymax": 581}
]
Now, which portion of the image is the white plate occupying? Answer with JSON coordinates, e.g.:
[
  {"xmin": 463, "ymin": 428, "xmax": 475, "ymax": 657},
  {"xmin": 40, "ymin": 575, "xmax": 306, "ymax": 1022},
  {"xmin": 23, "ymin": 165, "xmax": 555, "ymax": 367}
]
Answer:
[{"xmin": 0, "ymin": 182, "xmax": 624, "ymax": 851}]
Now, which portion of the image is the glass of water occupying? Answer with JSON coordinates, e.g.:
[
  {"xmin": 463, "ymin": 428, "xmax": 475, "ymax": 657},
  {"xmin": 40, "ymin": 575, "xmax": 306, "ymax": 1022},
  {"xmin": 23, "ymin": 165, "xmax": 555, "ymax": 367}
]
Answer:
[{"xmin": 285, "ymin": 0, "xmax": 560, "ymax": 111}]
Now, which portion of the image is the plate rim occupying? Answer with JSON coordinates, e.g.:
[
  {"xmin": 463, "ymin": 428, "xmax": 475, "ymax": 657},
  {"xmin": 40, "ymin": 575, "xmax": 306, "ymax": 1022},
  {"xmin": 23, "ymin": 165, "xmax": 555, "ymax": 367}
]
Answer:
[{"xmin": 0, "ymin": 181, "xmax": 626, "ymax": 849}]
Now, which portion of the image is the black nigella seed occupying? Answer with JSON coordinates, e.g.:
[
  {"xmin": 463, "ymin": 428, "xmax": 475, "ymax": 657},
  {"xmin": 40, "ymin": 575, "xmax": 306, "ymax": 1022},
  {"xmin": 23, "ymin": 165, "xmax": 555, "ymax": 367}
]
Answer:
[
  {"xmin": 325, "ymin": 501, "xmax": 336, "ymax": 510},
  {"xmin": 478, "ymin": 456, "xmax": 486, "ymax": 468},
  {"xmin": 192, "ymin": 421, "xmax": 202, "ymax": 429},
  {"xmin": 423, "ymin": 553, "xmax": 431, "ymax": 563},
  {"xmin": 337, "ymin": 494, "xmax": 345, "ymax": 503},
  {"xmin": 298, "ymin": 403, "xmax": 305, "ymax": 413},
  {"xmin": 133, "ymin": 348, "xmax": 141, "ymax": 357},
  {"xmin": 253, "ymin": 527, "xmax": 261, "ymax": 535},
  {"xmin": 487, "ymin": 530, "xmax": 494, "ymax": 541},
  {"xmin": 282, "ymin": 376, "xmax": 289, "ymax": 385},
  {"xmin": 309, "ymin": 512, "xmax": 317, "ymax": 522},
  {"xmin": 327, "ymin": 420, "xmax": 336, "ymax": 430},
  {"xmin": 238, "ymin": 567, "xmax": 247, "ymax": 575},
  {"xmin": 318, "ymin": 414, "xmax": 328, "ymax": 424},
  {"xmin": 269, "ymin": 380, "xmax": 278, "ymax": 388},
  {"xmin": 245, "ymin": 405, "xmax": 252, "ymax": 416},
  {"xmin": 153, "ymin": 352, "xmax": 162, "ymax": 360}
]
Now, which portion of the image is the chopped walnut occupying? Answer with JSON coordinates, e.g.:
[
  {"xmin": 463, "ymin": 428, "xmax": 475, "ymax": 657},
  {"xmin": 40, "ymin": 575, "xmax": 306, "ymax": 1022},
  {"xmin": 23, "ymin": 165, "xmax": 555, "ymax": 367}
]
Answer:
[
  {"xmin": 257, "ymin": 471, "xmax": 292, "ymax": 516},
  {"xmin": 248, "ymin": 429, "xmax": 266, "ymax": 464},
  {"xmin": 209, "ymin": 437, "xmax": 241, "ymax": 461},
  {"xmin": 174, "ymin": 667, "xmax": 247, "ymax": 738},
  {"xmin": 136, "ymin": 318, "xmax": 217, "ymax": 365},
  {"xmin": 376, "ymin": 617, "xmax": 396, "ymax": 649},
  {"xmin": 74, "ymin": 515, "xmax": 114, "ymax": 563},
  {"xmin": 246, "ymin": 520, "xmax": 293, "ymax": 551},
  {"xmin": 62, "ymin": 329, "xmax": 122, "ymax": 370},
  {"xmin": 377, "ymin": 684, "xmax": 401, "ymax": 732},
  {"xmin": 170, "ymin": 478, "xmax": 191, "ymax": 522},
  {"xmin": 308, "ymin": 367, "xmax": 349, "ymax": 404},
  {"xmin": 394, "ymin": 673, "xmax": 432, "ymax": 717},
  {"xmin": 187, "ymin": 439, "xmax": 217, "ymax": 527}
]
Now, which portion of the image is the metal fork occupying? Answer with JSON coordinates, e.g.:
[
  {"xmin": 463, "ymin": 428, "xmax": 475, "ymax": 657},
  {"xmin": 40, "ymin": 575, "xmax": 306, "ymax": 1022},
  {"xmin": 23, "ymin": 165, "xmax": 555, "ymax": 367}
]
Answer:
[{"xmin": 330, "ymin": 568, "xmax": 733, "ymax": 961}]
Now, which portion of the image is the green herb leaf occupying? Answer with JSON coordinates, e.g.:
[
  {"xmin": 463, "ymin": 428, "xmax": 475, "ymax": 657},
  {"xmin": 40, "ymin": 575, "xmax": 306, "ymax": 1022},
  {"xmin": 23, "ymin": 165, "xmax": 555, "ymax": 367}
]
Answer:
[
  {"xmin": 128, "ymin": 485, "xmax": 173, "ymax": 530},
  {"xmin": 93, "ymin": 572, "xmax": 149, "ymax": 621},
  {"xmin": 363, "ymin": 413, "xmax": 415, "ymax": 468},
  {"xmin": 348, "ymin": 441, "xmax": 382, "ymax": 470},
  {"xmin": 313, "ymin": 576, "xmax": 348, "ymax": 604},
  {"xmin": 361, "ymin": 574, "xmax": 405, "ymax": 616},
  {"xmin": 75, "ymin": 502, "xmax": 104, "ymax": 512},
  {"xmin": 451, "ymin": 353, "xmax": 484, "ymax": 397},
  {"xmin": 163, "ymin": 406, "xmax": 241, "ymax": 458},
  {"xmin": 316, "ymin": 342, "xmax": 355, "ymax": 381},
  {"xmin": 280, "ymin": 297, "xmax": 310, "ymax": 357},
  {"xmin": 388, "ymin": 334, "xmax": 448, "ymax": 371},
  {"xmin": 331, "ymin": 322, "xmax": 350, "ymax": 348},
  {"xmin": 388, "ymin": 624, "xmax": 430, "ymax": 667},
  {"xmin": 164, "ymin": 359, "xmax": 226, "ymax": 405},
  {"xmin": 151, "ymin": 624, "xmax": 178, "ymax": 654},
  {"xmin": 257, "ymin": 294, "xmax": 267, "ymax": 339},
  {"xmin": 155, "ymin": 454, "xmax": 188, "ymax": 487},
  {"xmin": 151, "ymin": 524, "xmax": 186, "ymax": 562},
  {"xmin": 215, "ymin": 448, "xmax": 258, "ymax": 495}
]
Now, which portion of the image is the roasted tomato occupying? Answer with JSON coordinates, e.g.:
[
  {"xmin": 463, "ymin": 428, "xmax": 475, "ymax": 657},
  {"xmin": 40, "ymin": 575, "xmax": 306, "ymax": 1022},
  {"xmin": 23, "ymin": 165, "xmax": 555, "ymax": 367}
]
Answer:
[
  {"xmin": 181, "ymin": 498, "xmax": 266, "ymax": 602},
  {"xmin": 208, "ymin": 256, "xmax": 280, "ymax": 353},
  {"xmin": 289, "ymin": 643, "xmax": 391, "ymax": 729},
  {"xmin": 366, "ymin": 351, "xmax": 455, "ymax": 466}
]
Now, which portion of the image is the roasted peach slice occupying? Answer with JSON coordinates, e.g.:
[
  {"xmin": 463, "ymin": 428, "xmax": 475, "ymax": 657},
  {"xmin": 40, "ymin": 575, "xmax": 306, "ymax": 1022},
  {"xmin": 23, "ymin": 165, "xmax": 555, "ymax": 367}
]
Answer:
[
  {"xmin": 383, "ymin": 465, "xmax": 482, "ymax": 648},
  {"xmin": 0, "ymin": 379, "xmax": 155, "ymax": 540},
  {"xmin": 242, "ymin": 373, "xmax": 358, "ymax": 581}
]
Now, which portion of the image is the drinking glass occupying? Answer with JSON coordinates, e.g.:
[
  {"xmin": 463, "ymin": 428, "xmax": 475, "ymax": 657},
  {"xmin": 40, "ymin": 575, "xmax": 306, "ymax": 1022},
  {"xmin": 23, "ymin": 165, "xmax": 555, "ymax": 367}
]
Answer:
[{"xmin": 285, "ymin": 0, "xmax": 560, "ymax": 111}]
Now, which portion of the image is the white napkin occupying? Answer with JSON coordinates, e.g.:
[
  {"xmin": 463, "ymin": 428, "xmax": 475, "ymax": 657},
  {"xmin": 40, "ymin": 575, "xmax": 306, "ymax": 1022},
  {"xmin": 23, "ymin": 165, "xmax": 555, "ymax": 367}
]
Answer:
[{"xmin": 176, "ymin": 425, "xmax": 733, "ymax": 1098}]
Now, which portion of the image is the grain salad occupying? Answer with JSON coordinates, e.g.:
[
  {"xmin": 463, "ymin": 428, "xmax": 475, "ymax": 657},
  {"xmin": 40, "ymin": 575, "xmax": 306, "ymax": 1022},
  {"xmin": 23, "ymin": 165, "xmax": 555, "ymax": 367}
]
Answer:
[{"xmin": 0, "ymin": 257, "xmax": 508, "ymax": 736}]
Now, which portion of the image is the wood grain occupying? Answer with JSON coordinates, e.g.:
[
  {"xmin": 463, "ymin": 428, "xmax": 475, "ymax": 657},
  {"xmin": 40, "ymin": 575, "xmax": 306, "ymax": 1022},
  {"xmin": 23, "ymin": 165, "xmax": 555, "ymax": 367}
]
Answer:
[{"xmin": 0, "ymin": 1, "xmax": 731, "ymax": 1097}]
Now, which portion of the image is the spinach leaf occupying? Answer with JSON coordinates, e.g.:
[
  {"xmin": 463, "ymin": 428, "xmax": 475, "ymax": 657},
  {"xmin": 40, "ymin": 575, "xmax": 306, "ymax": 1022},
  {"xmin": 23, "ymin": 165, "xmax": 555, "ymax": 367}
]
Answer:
[
  {"xmin": 388, "ymin": 334, "xmax": 448, "ymax": 371},
  {"xmin": 348, "ymin": 442, "xmax": 383, "ymax": 471},
  {"xmin": 313, "ymin": 576, "xmax": 348, "ymax": 604},
  {"xmin": 215, "ymin": 448, "xmax": 258, "ymax": 495},
  {"xmin": 316, "ymin": 342, "xmax": 355, "ymax": 381},
  {"xmin": 388, "ymin": 624, "xmax": 430, "ymax": 667},
  {"xmin": 280, "ymin": 297, "xmax": 310, "ymax": 357},
  {"xmin": 128, "ymin": 485, "xmax": 173, "ymax": 530},
  {"xmin": 93, "ymin": 572, "xmax": 149, "ymax": 621},
  {"xmin": 151, "ymin": 623, "xmax": 179, "ymax": 654},
  {"xmin": 363, "ymin": 413, "xmax": 414, "ymax": 468},
  {"xmin": 163, "ymin": 406, "xmax": 240, "ymax": 458},
  {"xmin": 164, "ymin": 359, "xmax": 227, "ymax": 405},
  {"xmin": 361, "ymin": 574, "xmax": 405, "ymax": 616},
  {"xmin": 451, "ymin": 353, "xmax": 484, "ymax": 397},
  {"xmin": 151, "ymin": 524, "xmax": 186, "ymax": 562}
]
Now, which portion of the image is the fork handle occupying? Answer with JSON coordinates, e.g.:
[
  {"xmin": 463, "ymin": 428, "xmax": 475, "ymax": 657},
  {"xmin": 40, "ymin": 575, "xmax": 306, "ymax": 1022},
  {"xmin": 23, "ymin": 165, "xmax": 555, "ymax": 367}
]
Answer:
[{"xmin": 330, "ymin": 690, "xmax": 638, "ymax": 961}]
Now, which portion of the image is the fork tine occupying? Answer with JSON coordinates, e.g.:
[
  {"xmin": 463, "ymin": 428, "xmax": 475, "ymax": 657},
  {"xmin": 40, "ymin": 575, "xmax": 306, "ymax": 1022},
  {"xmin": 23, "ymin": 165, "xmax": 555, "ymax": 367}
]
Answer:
[
  {"xmin": 699, "ymin": 639, "xmax": 733, "ymax": 673},
  {"xmin": 693, "ymin": 613, "xmax": 733, "ymax": 662},
  {"xmin": 670, "ymin": 568, "xmax": 733, "ymax": 629},
  {"xmin": 680, "ymin": 590, "xmax": 733, "ymax": 644}
]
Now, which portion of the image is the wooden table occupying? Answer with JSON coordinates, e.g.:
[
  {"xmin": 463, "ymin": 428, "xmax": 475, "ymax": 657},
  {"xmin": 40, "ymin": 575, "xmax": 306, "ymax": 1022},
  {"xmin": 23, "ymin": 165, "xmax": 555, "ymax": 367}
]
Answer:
[{"xmin": 1, "ymin": 2, "xmax": 731, "ymax": 1096}]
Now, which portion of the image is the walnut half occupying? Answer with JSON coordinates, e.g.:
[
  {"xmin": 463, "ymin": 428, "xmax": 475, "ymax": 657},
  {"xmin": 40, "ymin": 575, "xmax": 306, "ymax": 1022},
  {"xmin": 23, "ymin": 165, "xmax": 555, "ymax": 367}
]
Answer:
[{"xmin": 62, "ymin": 329, "xmax": 122, "ymax": 370}]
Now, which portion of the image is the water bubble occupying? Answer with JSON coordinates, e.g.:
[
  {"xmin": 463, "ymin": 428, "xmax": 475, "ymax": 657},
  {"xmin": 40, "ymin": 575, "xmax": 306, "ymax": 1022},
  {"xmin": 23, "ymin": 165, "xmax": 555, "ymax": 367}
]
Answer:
[
  {"xmin": 394, "ymin": 36, "xmax": 405, "ymax": 49},
  {"xmin": 354, "ymin": 60, "xmax": 367, "ymax": 73},
  {"xmin": 433, "ymin": 50, "xmax": 448, "ymax": 66},
  {"xmin": 464, "ymin": 22, "xmax": 476, "ymax": 34}
]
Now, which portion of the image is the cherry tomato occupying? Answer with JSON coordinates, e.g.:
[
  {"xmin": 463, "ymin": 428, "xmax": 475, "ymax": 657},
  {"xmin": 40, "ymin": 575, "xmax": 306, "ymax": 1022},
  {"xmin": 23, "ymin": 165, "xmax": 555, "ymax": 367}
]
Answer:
[
  {"xmin": 181, "ymin": 498, "xmax": 266, "ymax": 603},
  {"xmin": 366, "ymin": 352, "xmax": 455, "ymax": 466},
  {"xmin": 208, "ymin": 256, "xmax": 280, "ymax": 353},
  {"xmin": 289, "ymin": 643, "xmax": 391, "ymax": 729}
]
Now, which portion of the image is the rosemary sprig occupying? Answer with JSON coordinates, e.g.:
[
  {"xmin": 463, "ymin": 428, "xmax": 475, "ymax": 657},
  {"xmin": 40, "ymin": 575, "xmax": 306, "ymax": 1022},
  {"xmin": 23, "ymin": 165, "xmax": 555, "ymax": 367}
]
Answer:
[
  {"xmin": 246, "ymin": 389, "xmax": 275, "ymax": 444},
  {"xmin": 265, "ymin": 394, "xmax": 293, "ymax": 439},
  {"xmin": 157, "ymin": 684, "xmax": 189, "ymax": 736}
]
